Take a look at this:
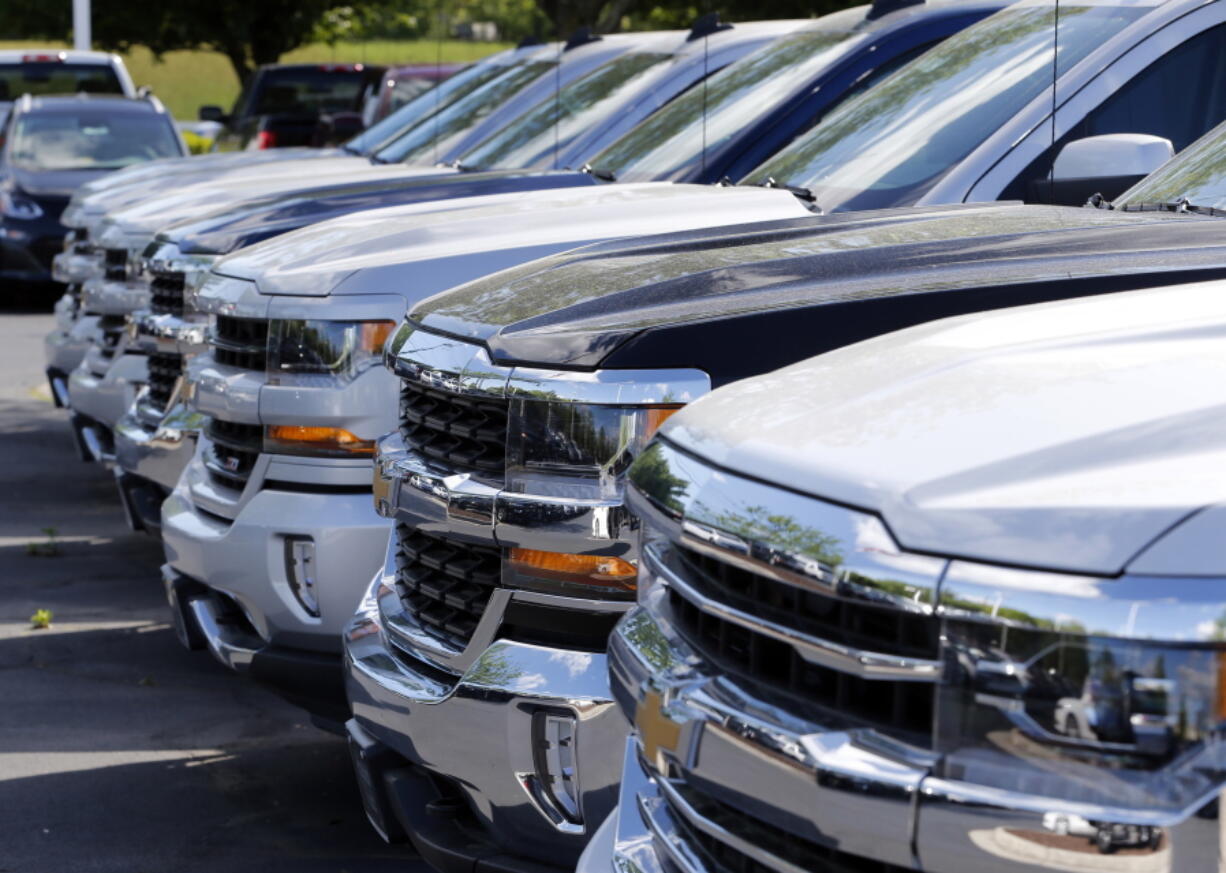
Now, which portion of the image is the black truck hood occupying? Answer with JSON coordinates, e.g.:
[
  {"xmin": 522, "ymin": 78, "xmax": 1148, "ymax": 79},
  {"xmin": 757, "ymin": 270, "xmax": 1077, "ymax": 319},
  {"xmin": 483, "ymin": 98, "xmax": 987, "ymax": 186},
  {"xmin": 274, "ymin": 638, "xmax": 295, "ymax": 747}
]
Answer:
[
  {"xmin": 159, "ymin": 169, "xmax": 597, "ymax": 255},
  {"xmin": 412, "ymin": 202, "xmax": 1226, "ymax": 383}
]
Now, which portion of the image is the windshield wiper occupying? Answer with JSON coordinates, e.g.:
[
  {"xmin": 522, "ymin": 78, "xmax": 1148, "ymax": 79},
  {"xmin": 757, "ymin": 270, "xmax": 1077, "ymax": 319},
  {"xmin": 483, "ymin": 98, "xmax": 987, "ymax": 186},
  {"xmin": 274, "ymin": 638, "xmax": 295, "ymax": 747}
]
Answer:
[
  {"xmin": 755, "ymin": 177, "xmax": 821, "ymax": 211},
  {"xmin": 1117, "ymin": 198, "xmax": 1226, "ymax": 218},
  {"xmin": 581, "ymin": 163, "xmax": 616, "ymax": 182}
]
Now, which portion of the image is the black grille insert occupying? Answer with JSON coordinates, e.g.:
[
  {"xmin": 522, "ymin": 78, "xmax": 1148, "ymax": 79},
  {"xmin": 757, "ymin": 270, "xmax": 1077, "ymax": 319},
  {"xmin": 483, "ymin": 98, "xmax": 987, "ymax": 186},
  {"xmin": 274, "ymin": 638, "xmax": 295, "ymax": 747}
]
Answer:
[
  {"xmin": 204, "ymin": 418, "xmax": 261, "ymax": 490},
  {"xmin": 667, "ymin": 547, "xmax": 936, "ymax": 743},
  {"xmin": 146, "ymin": 352, "xmax": 183, "ymax": 412},
  {"xmin": 212, "ymin": 315, "xmax": 268, "ymax": 371},
  {"xmin": 104, "ymin": 248, "xmax": 127, "ymax": 281},
  {"xmin": 398, "ymin": 380, "xmax": 508, "ymax": 476},
  {"xmin": 150, "ymin": 270, "xmax": 186, "ymax": 316},
  {"xmin": 97, "ymin": 315, "xmax": 127, "ymax": 362},
  {"xmin": 664, "ymin": 780, "xmax": 909, "ymax": 873},
  {"xmin": 392, "ymin": 524, "xmax": 501, "ymax": 649}
]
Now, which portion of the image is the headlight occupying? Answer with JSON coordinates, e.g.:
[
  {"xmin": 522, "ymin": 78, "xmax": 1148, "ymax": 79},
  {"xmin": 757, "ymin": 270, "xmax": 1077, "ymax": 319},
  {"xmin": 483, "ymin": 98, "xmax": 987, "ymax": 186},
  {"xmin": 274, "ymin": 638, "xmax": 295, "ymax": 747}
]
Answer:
[
  {"xmin": 1, "ymin": 190, "xmax": 43, "ymax": 220},
  {"xmin": 499, "ymin": 395, "xmax": 683, "ymax": 599},
  {"xmin": 268, "ymin": 319, "xmax": 395, "ymax": 380}
]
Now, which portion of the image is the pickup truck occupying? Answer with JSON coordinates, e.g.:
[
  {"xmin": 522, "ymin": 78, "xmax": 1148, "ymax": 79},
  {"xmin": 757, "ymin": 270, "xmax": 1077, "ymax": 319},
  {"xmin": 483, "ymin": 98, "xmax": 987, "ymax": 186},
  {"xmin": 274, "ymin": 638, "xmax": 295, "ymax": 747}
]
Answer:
[
  {"xmin": 350, "ymin": 109, "xmax": 1226, "ymax": 871},
  {"xmin": 600, "ymin": 276, "xmax": 1226, "ymax": 872},
  {"xmin": 55, "ymin": 20, "xmax": 820, "ymax": 464},
  {"xmin": 200, "ymin": 63, "xmax": 386, "ymax": 150},
  {"xmin": 0, "ymin": 49, "xmax": 135, "ymax": 98}
]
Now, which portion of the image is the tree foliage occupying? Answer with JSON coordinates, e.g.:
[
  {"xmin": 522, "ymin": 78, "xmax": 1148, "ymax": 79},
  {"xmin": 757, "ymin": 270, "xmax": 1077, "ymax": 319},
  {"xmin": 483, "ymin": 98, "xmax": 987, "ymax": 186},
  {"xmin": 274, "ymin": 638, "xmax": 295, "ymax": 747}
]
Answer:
[{"xmin": 0, "ymin": 0, "xmax": 394, "ymax": 85}]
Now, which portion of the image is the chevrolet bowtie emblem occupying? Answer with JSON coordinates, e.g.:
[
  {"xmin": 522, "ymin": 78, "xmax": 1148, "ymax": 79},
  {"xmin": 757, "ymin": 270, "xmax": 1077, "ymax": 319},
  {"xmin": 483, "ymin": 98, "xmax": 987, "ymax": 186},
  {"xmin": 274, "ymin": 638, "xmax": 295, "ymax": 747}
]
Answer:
[{"xmin": 636, "ymin": 689, "xmax": 682, "ymax": 773}]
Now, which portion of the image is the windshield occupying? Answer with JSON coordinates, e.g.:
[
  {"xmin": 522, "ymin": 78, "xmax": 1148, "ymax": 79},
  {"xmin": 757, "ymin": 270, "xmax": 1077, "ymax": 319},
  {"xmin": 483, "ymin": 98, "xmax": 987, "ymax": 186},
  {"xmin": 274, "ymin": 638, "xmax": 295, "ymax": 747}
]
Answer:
[
  {"xmin": 592, "ymin": 16, "xmax": 864, "ymax": 183},
  {"xmin": 9, "ymin": 112, "xmax": 182, "ymax": 171},
  {"xmin": 1116, "ymin": 118, "xmax": 1226, "ymax": 209},
  {"xmin": 374, "ymin": 60, "xmax": 557, "ymax": 164},
  {"xmin": 748, "ymin": 2, "xmax": 1149, "ymax": 212},
  {"xmin": 0, "ymin": 63, "xmax": 123, "ymax": 100},
  {"xmin": 345, "ymin": 60, "xmax": 509, "ymax": 154},
  {"xmin": 459, "ymin": 51, "xmax": 672, "ymax": 171},
  {"xmin": 248, "ymin": 69, "xmax": 370, "ymax": 116}
]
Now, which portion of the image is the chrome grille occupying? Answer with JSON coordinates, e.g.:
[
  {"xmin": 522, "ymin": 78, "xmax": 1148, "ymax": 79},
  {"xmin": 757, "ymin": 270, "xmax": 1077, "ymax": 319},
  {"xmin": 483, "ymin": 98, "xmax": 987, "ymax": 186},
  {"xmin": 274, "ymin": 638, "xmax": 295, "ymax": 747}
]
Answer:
[
  {"xmin": 666, "ymin": 547, "xmax": 936, "ymax": 742},
  {"xmin": 204, "ymin": 418, "xmax": 261, "ymax": 490},
  {"xmin": 663, "ymin": 779, "xmax": 907, "ymax": 873},
  {"xmin": 145, "ymin": 352, "xmax": 183, "ymax": 412},
  {"xmin": 103, "ymin": 247, "xmax": 127, "ymax": 281},
  {"xmin": 211, "ymin": 315, "xmax": 268, "ymax": 371},
  {"xmin": 149, "ymin": 270, "xmax": 186, "ymax": 316},
  {"xmin": 393, "ymin": 523, "xmax": 500, "ymax": 649},
  {"xmin": 397, "ymin": 379, "xmax": 508, "ymax": 476}
]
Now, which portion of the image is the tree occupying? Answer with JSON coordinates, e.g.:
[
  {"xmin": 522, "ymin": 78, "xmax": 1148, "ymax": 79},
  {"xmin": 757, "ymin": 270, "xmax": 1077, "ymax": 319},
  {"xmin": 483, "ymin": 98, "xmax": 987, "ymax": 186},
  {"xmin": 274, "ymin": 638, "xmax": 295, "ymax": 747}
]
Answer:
[{"xmin": 0, "ymin": 0, "xmax": 394, "ymax": 86}]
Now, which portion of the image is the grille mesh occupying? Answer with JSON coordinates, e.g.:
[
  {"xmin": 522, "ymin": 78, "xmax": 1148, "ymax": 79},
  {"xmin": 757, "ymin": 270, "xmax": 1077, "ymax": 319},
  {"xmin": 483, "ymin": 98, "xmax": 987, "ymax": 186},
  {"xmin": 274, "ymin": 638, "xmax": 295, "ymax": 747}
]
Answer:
[
  {"xmin": 150, "ymin": 271, "xmax": 186, "ymax": 316},
  {"xmin": 212, "ymin": 315, "xmax": 268, "ymax": 371},
  {"xmin": 393, "ymin": 523, "xmax": 501, "ymax": 649},
  {"xmin": 667, "ymin": 547, "xmax": 936, "ymax": 742},
  {"xmin": 664, "ymin": 780, "xmax": 908, "ymax": 873},
  {"xmin": 397, "ymin": 380, "xmax": 508, "ymax": 476},
  {"xmin": 103, "ymin": 248, "xmax": 127, "ymax": 281},
  {"xmin": 145, "ymin": 352, "xmax": 183, "ymax": 412},
  {"xmin": 204, "ymin": 418, "xmax": 261, "ymax": 490}
]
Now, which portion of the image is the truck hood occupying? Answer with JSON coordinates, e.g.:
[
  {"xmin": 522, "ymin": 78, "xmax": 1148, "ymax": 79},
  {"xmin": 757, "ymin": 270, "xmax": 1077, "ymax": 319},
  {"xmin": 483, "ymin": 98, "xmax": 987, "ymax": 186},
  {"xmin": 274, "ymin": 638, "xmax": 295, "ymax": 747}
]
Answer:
[
  {"xmin": 411, "ymin": 203, "xmax": 1226, "ymax": 370},
  {"xmin": 662, "ymin": 280, "xmax": 1226, "ymax": 577},
  {"xmin": 211, "ymin": 183, "xmax": 809, "ymax": 297},
  {"xmin": 75, "ymin": 147, "xmax": 337, "ymax": 199},
  {"xmin": 97, "ymin": 160, "xmax": 458, "ymax": 236},
  {"xmin": 157, "ymin": 169, "xmax": 597, "ymax": 255}
]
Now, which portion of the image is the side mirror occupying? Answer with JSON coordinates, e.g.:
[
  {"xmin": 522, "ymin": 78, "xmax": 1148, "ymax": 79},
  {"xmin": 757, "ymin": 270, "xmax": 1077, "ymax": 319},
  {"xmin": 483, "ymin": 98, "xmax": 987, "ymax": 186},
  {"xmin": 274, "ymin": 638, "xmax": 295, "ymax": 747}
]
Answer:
[
  {"xmin": 1049, "ymin": 134, "xmax": 1174, "ymax": 206},
  {"xmin": 198, "ymin": 105, "xmax": 226, "ymax": 124}
]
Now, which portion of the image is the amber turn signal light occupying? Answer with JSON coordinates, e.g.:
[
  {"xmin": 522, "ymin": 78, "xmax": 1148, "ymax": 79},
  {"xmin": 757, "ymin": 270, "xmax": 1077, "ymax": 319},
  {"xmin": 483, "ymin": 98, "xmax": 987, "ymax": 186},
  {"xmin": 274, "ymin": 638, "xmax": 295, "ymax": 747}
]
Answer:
[
  {"xmin": 360, "ymin": 321, "xmax": 397, "ymax": 354},
  {"xmin": 509, "ymin": 548, "xmax": 637, "ymax": 591},
  {"xmin": 265, "ymin": 425, "xmax": 375, "ymax": 455},
  {"xmin": 643, "ymin": 407, "xmax": 682, "ymax": 440}
]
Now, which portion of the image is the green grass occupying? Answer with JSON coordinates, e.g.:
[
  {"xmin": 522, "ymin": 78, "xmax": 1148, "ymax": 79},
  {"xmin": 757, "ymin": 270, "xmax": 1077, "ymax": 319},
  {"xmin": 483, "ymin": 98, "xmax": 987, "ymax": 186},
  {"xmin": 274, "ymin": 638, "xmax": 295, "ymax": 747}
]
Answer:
[{"xmin": 0, "ymin": 39, "xmax": 512, "ymax": 120}]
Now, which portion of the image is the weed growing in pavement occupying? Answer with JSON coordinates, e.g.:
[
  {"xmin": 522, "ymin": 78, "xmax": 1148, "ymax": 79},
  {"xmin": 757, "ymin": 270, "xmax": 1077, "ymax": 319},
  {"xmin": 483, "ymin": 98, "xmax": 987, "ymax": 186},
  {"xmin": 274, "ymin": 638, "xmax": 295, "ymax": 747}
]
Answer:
[
  {"xmin": 29, "ymin": 609, "xmax": 53, "ymax": 630},
  {"xmin": 25, "ymin": 527, "xmax": 59, "ymax": 557}
]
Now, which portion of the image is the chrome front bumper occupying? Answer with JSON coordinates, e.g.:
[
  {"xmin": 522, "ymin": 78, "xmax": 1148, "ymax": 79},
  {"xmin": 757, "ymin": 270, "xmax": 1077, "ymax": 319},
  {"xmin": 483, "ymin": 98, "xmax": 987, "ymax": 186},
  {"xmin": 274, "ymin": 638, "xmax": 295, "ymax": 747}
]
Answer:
[
  {"xmin": 114, "ymin": 395, "xmax": 202, "ymax": 492},
  {"xmin": 51, "ymin": 250, "xmax": 98, "ymax": 285},
  {"xmin": 80, "ymin": 276, "xmax": 148, "ymax": 316},
  {"xmin": 606, "ymin": 596, "xmax": 1225, "ymax": 873},
  {"xmin": 344, "ymin": 554, "xmax": 631, "ymax": 868}
]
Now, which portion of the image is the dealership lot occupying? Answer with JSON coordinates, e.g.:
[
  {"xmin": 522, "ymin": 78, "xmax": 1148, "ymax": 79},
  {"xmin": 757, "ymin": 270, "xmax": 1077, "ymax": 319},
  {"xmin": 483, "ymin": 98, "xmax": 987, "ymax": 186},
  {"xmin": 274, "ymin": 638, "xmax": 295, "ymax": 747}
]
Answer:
[{"xmin": 0, "ymin": 312, "xmax": 423, "ymax": 873}]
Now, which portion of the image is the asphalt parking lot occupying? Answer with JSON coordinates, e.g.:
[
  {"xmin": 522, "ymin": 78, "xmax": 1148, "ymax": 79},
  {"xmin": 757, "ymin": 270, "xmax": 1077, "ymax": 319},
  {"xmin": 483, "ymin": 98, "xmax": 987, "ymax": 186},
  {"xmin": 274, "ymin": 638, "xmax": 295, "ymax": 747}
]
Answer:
[{"xmin": 0, "ymin": 311, "xmax": 426, "ymax": 873}]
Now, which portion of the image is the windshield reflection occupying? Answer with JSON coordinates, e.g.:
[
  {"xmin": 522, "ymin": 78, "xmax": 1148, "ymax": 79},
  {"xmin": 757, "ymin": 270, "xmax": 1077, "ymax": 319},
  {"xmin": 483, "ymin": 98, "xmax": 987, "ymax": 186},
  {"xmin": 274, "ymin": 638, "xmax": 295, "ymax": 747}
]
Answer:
[
  {"xmin": 460, "ymin": 52, "xmax": 672, "ymax": 171},
  {"xmin": 592, "ymin": 15, "xmax": 863, "ymax": 183},
  {"xmin": 747, "ymin": 2, "xmax": 1146, "ymax": 212},
  {"xmin": 1116, "ymin": 117, "xmax": 1226, "ymax": 210}
]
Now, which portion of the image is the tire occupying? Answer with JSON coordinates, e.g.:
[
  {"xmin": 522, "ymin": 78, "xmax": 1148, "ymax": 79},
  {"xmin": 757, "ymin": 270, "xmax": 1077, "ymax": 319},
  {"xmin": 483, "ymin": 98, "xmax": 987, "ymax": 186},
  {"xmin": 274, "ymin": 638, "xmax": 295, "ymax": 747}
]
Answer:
[{"xmin": 1095, "ymin": 829, "xmax": 1116, "ymax": 854}]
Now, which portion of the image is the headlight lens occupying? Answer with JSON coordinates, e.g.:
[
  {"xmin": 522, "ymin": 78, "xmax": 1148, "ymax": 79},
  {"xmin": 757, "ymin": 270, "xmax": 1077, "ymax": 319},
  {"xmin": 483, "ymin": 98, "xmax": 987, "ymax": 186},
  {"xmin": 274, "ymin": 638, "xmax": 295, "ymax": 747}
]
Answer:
[
  {"xmin": 1, "ymin": 190, "xmax": 43, "ymax": 220},
  {"xmin": 500, "ymin": 397, "xmax": 684, "ymax": 598},
  {"xmin": 264, "ymin": 424, "xmax": 374, "ymax": 457},
  {"xmin": 505, "ymin": 400, "xmax": 682, "ymax": 501},
  {"xmin": 269, "ymin": 319, "xmax": 395, "ymax": 380}
]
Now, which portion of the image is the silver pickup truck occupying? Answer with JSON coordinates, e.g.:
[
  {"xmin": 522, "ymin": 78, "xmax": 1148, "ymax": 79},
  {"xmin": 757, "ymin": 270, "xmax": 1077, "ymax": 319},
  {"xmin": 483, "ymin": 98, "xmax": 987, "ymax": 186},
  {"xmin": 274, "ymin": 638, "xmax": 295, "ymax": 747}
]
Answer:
[{"xmin": 602, "ymin": 276, "xmax": 1226, "ymax": 872}]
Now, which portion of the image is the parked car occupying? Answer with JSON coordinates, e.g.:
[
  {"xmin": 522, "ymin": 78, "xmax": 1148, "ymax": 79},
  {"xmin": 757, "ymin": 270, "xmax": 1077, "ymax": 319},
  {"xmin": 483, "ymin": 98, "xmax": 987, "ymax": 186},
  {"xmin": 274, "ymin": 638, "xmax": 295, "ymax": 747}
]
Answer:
[
  {"xmin": 200, "ymin": 63, "xmax": 386, "ymax": 151},
  {"xmin": 0, "ymin": 94, "xmax": 184, "ymax": 300},
  {"xmin": 362, "ymin": 63, "xmax": 466, "ymax": 126},
  {"xmin": 346, "ymin": 105, "xmax": 1226, "ymax": 870},
  {"xmin": 0, "ymin": 50, "xmax": 136, "ymax": 99},
  {"xmin": 597, "ymin": 276, "xmax": 1226, "ymax": 871}
]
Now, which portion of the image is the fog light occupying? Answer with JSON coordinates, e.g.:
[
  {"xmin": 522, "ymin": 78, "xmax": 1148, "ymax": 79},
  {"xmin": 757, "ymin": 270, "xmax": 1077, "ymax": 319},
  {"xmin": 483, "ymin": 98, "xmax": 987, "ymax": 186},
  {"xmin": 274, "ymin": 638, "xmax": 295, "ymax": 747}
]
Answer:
[{"xmin": 284, "ymin": 536, "xmax": 319, "ymax": 617}]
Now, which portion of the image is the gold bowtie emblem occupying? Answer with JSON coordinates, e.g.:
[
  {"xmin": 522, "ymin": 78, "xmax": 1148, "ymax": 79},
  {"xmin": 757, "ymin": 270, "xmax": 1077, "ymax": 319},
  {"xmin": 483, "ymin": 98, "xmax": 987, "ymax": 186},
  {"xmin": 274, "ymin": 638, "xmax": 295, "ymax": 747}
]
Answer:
[{"xmin": 636, "ymin": 689, "xmax": 682, "ymax": 773}]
